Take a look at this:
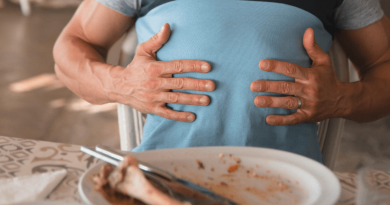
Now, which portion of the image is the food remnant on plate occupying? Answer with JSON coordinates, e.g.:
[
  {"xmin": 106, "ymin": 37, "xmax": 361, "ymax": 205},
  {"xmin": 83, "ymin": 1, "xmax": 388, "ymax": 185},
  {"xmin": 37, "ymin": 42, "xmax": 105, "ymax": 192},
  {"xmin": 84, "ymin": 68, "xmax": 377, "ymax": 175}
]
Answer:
[
  {"xmin": 228, "ymin": 164, "xmax": 239, "ymax": 173},
  {"xmin": 196, "ymin": 159, "xmax": 204, "ymax": 169},
  {"xmin": 228, "ymin": 154, "xmax": 241, "ymax": 164},
  {"xmin": 220, "ymin": 181, "xmax": 228, "ymax": 187},
  {"xmin": 91, "ymin": 156, "xmax": 190, "ymax": 205}
]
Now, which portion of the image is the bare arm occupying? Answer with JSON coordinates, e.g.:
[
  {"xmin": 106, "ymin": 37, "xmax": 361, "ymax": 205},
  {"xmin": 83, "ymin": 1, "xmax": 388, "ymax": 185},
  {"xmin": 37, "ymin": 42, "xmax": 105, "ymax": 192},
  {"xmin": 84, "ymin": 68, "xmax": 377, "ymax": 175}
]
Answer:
[
  {"xmin": 53, "ymin": 0, "xmax": 134, "ymax": 104},
  {"xmin": 336, "ymin": 16, "xmax": 390, "ymax": 122},
  {"xmin": 53, "ymin": 0, "xmax": 214, "ymax": 122},
  {"xmin": 250, "ymin": 16, "xmax": 390, "ymax": 125}
]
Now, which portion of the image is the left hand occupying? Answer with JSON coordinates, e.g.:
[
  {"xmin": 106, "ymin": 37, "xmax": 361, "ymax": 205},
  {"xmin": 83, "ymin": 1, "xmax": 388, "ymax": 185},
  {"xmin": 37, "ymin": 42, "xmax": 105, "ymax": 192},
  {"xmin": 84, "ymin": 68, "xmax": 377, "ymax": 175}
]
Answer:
[{"xmin": 251, "ymin": 28, "xmax": 345, "ymax": 125}]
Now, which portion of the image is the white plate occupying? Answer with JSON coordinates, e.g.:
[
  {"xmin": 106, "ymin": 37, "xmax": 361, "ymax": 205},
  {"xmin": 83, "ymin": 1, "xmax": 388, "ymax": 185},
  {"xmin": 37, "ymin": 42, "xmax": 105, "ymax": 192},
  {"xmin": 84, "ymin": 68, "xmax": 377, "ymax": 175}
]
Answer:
[{"xmin": 78, "ymin": 147, "xmax": 340, "ymax": 205}]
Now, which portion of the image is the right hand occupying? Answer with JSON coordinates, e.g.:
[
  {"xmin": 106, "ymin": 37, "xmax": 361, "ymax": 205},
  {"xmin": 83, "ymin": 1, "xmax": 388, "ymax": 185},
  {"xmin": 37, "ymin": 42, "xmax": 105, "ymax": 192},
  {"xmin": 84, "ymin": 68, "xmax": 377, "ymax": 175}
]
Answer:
[{"xmin": 106, "ymin": 23, "xmax": 215, "ymax": 122}]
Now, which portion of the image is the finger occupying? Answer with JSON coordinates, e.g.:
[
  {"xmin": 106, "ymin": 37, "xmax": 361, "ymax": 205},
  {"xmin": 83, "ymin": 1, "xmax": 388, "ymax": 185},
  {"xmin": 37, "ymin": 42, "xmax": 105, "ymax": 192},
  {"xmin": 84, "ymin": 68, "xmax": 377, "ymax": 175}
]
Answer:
[
  {"xmin": 254, "ymin": 96, "xmax": 301, "ymax": 110},
  {"xmin": 154, "ymin": 106, "xmax": 196, "ymax": 122},
  {"xmin": 137, "ymin": 23, "xmax": 171, "ymax": 57},
  {"xmin": 156, "ymin": 92, "xmax": 210, "ymax": 106},
  {"xmin": 303, "ymin": 28, "xmax": 331, "ymax": 65},
  {"xmin": 259, "ymin": 59, "xmax": 307, "ymax": 80},
  {"xmin": 159, "ymin": 60, "xmax": 211, "ymax": 74},
  {"xmin": 250, "ymin": 80, "xmax": 302, "ymax": 95},
  {"xmin": 161, "ymin": 77, "xmax": 215, "ymax": 91},
  {"xmin": 266, "ymin": 113, "xmax": 306, "ymax": 125}
]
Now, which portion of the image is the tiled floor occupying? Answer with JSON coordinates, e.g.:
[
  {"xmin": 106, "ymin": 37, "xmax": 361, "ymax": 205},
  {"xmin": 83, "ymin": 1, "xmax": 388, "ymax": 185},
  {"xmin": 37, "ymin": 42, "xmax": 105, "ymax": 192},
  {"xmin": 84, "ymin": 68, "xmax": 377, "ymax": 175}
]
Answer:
[{"xmin": 0, "ymin": 1, "xmax": 389, "ymax": 173}]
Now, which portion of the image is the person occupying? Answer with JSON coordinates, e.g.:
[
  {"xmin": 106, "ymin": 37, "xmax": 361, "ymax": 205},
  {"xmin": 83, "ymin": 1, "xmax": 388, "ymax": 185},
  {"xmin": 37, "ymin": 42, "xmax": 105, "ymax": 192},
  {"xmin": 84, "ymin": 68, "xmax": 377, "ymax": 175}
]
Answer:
[{"xmin": 53, "ymin": 0, "xmax": 390, "ymax": 163}]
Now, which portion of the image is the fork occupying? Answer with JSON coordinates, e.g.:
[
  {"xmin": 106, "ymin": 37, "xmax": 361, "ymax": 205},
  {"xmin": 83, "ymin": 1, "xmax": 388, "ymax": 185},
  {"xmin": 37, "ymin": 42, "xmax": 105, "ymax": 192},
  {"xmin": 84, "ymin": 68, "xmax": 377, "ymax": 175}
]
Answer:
[{"xmin": 80, "ymin": 145, "xmax": 238, "ymax": 205}]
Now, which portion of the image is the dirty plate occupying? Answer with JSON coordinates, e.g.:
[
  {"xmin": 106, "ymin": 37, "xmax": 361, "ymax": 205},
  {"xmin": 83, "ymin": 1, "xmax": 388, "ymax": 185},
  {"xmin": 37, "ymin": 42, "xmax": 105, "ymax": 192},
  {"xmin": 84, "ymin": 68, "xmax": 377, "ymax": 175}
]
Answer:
[{"xmin": 79, "ymin": 147, "xmax": 340, "ymax": 205}]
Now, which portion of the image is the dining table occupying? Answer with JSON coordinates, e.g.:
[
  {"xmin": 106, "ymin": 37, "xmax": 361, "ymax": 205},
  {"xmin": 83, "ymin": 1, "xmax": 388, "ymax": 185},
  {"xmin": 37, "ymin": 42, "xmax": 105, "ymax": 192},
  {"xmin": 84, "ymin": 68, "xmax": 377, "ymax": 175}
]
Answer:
[{"xmin": 0, "ymin": 135, "xmax": 358, "ymax": 205}]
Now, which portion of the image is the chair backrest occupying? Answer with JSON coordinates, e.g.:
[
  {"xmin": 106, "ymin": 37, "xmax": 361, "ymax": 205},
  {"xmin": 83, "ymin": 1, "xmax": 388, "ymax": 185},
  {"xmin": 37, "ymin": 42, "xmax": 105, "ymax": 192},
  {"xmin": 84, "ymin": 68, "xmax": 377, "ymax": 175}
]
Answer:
[
  {"xmin": 318, "ymin": 37, "xmax": 350, "ymax": 170},
  {"xmin": 116, "ymin": 27, "xmax": 145, "ymax": 151},
  {"xmin": 116, "ymin": 30, "xmax": 350, "ymax": 170}
]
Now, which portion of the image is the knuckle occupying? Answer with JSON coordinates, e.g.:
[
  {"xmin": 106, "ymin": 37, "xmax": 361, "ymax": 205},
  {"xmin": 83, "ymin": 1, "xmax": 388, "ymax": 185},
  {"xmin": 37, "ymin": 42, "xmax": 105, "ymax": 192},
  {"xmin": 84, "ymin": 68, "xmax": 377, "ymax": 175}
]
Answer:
[
  {"xmin": 286, "ymin": 63, "xmax": 297, "ymax": 74},
  {"xmin": 265, "ymin": 83, "xmax": 271, "ymax": 92},
  {"xmin": 146, "ymin": 103, "xmax": 155, "ymax": 112},
  {"xmin": 290, "ymin": 118, "xmax": 299, "ymax": 124},
  {"xmin": 323, "ymin": 55, "xmax": 331, "ymax": 63},
  {"xmin": 173, "ymin": 78, "xmax": 185, "ymax": 89},
  {"xmin": 189, "ymin": 62, "xmax": 198, "ymax": 72},
  {"xmin": 305, "ymin": 87, "xmax": 316, "ymax": 97},
  {"xmin": 173, "ymin": 60, "xmax": 185, "ymax": 73},
  {"xmin": 279, "ymin": 83, "xmax": 291, "ymax": 94},
  {"xmin": 143, "ymin": 92, "xmax": 155, "ymax": 103},
  {"xmin": 312, "ymin": 71, "xmax": 320, "ymax": 80},
  {"xmin": 142, "ymin": 79, "xmax": 160, "ymax": 90},
  {"xmin": 151, "ymin": 33, "xmax": 159, "ymax": 42},
  {"xmin": 285, "ymin": 98, "xmax": 295, "ymax": 109},
  {"xmin": 155, "ymin": 106, "xmax": 167, "ymax": 117},
  {"xmin": 192, "ymin": 80, "xmax": 199, "ymax": 90},
  {"xmin": 145, "ymin": 62, "xmax": 162, "ymax": 75},
  {"xmin": 168, "ymin": 93, "xmax": 179, "ymax": 103}
]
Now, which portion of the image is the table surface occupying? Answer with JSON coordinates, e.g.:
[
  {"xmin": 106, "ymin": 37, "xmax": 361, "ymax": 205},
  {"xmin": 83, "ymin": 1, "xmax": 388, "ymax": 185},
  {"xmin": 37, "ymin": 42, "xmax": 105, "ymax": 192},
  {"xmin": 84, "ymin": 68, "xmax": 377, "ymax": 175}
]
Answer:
[{"xmin": 0, "ymin": 136, "xmax": 357, "ymax": 205}]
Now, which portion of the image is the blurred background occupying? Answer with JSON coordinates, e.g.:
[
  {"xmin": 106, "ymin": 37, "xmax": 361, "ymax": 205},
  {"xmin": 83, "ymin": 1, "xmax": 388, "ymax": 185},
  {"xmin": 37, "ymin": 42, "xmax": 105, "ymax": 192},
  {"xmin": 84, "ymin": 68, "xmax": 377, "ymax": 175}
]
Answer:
[{"xmin": 0, "ymin": 0, "xmax": 389, "ymax": 173}]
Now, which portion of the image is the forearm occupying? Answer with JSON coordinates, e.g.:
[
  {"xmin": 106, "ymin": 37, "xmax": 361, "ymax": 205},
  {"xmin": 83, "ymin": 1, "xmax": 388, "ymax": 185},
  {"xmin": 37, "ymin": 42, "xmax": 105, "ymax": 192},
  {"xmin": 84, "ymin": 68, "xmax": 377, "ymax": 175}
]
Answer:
[
  {"xmin": 340, "ymin": 62, "xmax": 390, "ymax": 122},
  {"xmin": 53, "ymin": 0, "xmax": 135, "ymax": 104},
  {"xmin": 53, "ymin": 35, "xmax": 121, "ymax": 104}
]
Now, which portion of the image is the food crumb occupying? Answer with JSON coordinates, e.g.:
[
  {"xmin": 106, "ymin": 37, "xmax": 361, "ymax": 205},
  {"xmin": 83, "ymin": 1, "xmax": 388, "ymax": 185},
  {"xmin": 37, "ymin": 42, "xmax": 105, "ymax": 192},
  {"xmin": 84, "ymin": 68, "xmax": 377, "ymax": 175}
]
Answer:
[
  {"xmin": 211, "ymin": 167, "xmax": 214, "ymax": 172},
  {"xmin": 219, "ymin": 153, "xmax": 224, "ymax": 158},
  {"xmin": 174, "ymin": 167, "xmax": 178, "ymax": 172},
  {"xmin": 252, "ymin": 172, "xmax": 257, "ymax": 177},
  {"xmin": 220, "ymin": 181, "xmax": 228, "ymax": 187},
  {"xmin": 228, "ymin": 164, "xmax": 239, "ymax": 173},
  {"xmin": 196, "ymin": 159, "xmax": 205, "ymax": 169}
]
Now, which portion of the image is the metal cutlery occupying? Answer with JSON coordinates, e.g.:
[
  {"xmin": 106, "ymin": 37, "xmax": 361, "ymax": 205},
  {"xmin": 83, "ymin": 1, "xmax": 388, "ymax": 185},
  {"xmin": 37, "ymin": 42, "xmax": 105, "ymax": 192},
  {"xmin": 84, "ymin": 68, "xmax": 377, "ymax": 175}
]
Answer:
[{"xmin": 80, "ymin": 145, "xmax": 238, "ymax": 205}]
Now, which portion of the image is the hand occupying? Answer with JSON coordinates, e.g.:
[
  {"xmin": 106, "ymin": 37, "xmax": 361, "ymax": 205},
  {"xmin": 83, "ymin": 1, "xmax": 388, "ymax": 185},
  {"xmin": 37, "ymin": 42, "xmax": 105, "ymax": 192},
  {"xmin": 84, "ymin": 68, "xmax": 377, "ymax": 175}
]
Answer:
[
  {"xmin": 106, "ymin": 23, "xmax": 215, "ymax": 122},
  {"xmin": 250, "ymin": 28, "xmax": 344, "ymax": 125}
]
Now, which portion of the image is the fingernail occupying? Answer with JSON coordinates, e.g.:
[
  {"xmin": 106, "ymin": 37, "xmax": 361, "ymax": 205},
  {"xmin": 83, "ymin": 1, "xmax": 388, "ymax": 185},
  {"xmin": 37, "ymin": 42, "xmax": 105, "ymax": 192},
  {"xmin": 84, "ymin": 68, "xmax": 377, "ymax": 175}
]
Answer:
[
  {"xmin": 268, "ymin": 118, "xmax": 275, "ymax": 124},
  {"xmin": 158, "ymin": 25, "xmax": 164, "ymax": 35},
  {"xmin": 201, "ymin": 64, "xmax": 210, "ymax": 72},
  {"xmin": 261, "ymin": 61, "xmax": 269, "ymax": 70},
  {"xmin": 187, "ymin": 115, "xmax": 195, "ymax": 122},
  {"xmin": 200, "ymin": 96, "xmax": 208, "ymax": 105},
  {"xmin": 258, "ymin": 98, "xmax": 265, "ymax": 106},
  {"xmin": 253, "ymin": 84, "xmax": 261, "ymax": 91},
  {"xmin": 205, "ymin": 81, "xmax": 214, "ymax": 91}
]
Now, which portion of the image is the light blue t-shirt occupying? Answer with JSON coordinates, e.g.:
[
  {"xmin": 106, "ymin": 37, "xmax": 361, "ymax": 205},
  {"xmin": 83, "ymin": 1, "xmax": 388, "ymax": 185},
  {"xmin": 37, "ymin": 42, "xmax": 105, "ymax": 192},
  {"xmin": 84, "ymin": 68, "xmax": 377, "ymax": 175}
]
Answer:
[{"xmin": 96, "ymin": 0, "xmax": 383, "ymax": 163}]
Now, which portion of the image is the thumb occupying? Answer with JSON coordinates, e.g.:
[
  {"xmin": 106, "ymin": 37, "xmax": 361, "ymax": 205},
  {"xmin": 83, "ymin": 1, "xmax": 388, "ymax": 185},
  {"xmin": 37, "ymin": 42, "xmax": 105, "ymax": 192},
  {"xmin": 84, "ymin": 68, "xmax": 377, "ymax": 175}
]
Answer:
[
  {"xmin": 303, "ymin": 28, "xmax": 329, "ymax": 65},
  {"xmin": 137, "ymin": 23, "xmax": 171, "ymax": 58}
]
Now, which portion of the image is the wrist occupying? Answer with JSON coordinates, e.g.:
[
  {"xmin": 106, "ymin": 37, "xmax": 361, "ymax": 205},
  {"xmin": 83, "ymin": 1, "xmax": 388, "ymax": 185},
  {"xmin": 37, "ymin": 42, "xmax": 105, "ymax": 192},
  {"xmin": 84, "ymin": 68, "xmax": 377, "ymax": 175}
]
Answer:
[
  {"xmin": 103, "ymin": 65, "xmax": 127, "ymax": 103},
  {"xmin": 336, "ymin": 81, "xmax": 363, "ymax": 119}
]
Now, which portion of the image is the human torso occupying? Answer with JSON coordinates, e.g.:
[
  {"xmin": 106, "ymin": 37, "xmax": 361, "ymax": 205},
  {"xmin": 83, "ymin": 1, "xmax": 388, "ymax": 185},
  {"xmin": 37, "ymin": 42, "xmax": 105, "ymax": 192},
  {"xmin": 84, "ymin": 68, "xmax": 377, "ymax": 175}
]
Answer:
[{"xmin": 132, "ymin": 0, "xmax": 345, "ymax": 162}]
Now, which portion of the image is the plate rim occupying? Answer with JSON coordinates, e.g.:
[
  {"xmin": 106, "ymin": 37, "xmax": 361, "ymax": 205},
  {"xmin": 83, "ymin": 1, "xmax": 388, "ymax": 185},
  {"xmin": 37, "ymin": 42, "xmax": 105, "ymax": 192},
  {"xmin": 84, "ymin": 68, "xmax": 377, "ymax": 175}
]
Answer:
[{"xmin": 78, "ymin": 146, "xmax": 341, "ymax": 205}]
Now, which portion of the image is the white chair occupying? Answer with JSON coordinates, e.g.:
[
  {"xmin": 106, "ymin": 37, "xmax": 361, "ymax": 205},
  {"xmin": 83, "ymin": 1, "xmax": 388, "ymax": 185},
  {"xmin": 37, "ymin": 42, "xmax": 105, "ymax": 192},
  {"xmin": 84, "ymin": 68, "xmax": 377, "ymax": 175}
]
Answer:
[
  {"xmin": 116, "ymin": 30, "xmax": 350, "ymax": 170},
  {"xmin": 319, "ymin": 37, "xmax": 350, "ymax": 170},
  {"xmin": 20, "ymin": 0, "xmax": 31, "ymax": 16},
  {"xmin": 116, "ymin": 27, "xmax": 146, "ymax": 151}
]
